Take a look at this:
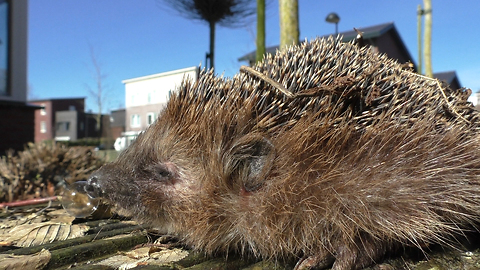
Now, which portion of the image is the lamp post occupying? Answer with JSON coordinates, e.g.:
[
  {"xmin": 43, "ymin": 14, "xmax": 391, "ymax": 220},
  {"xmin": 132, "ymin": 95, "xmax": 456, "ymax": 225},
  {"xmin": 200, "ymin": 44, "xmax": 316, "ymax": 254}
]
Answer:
[{"xmin": 325, "ymin": 12, "xmax": 340, "ymax": 36}]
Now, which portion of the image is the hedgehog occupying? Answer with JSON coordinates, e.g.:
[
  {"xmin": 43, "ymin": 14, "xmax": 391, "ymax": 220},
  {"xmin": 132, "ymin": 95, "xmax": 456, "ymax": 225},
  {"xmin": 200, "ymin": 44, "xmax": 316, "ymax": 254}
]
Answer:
[{"xmin": 83, "ymin": 36, "xmax": 480, "ymax": 270}]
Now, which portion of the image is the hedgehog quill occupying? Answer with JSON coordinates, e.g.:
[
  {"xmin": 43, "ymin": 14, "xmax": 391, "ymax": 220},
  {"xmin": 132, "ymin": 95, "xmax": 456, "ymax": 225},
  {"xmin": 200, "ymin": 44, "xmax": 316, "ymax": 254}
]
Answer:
[{"xmin": 83, "ymin": 37, "xmax": 480, "ymax": 270}]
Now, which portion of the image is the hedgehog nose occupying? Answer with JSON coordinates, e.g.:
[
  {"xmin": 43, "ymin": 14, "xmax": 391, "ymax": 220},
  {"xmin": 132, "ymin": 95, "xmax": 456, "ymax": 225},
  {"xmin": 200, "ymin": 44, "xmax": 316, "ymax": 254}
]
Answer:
[{"xmin": 84, "ymin": 174, "xmax": 104, "ymax": 199}]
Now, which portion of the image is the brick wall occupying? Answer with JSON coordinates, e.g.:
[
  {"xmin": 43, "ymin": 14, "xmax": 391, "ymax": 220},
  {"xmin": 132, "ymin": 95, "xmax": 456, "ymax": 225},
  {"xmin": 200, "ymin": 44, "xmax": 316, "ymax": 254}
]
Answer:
[{"xmin": 0, "ymin": 102, "xmax": 38, "ymax": 153}]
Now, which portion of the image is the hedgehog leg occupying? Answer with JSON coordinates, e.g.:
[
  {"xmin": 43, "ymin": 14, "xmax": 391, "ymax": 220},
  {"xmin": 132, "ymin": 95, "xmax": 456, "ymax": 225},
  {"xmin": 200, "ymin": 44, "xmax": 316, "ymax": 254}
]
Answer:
[
  {"xmin": 294, "ymin": 253, "xmax": 335, "ymax": 270},
  {"xmin": 294, "ymin": 235, "xmax": 389, "ymax": 270},
  {"xmin": 331, "ymin": 235, "xmax": 389, "ymax": 270}
]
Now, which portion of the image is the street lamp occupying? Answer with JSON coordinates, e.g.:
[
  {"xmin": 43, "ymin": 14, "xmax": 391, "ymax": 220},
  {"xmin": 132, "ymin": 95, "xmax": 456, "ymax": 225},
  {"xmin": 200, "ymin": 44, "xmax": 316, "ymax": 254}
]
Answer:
[{"xmin": 325, "ymin": 12, "xmax": 340, "ymax": 36}]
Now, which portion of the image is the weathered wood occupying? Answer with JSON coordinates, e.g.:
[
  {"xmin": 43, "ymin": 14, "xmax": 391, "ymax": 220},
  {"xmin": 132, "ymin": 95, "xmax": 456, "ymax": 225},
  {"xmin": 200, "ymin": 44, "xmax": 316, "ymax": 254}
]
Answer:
[
  {"xmin": 45, "ymin": 231, "xmax": 149, "ymax": 269},
  {"xmin": 129, "ymin": 265, "xmax": 174, "ymax": 270},
  {"xmin": 64, "ymin": 265, "xmax": 115, "ymax": 270},
  {"xmin": 183, "ymin": 257, "xmax": 256, "ymax": 270},
  {"xmin": 171, "ymin": 251, "xmax": 207, "ymax": 268},
  {"xmin": 242, "ymin": 260, "xmax": 290, "ymax": 270}
]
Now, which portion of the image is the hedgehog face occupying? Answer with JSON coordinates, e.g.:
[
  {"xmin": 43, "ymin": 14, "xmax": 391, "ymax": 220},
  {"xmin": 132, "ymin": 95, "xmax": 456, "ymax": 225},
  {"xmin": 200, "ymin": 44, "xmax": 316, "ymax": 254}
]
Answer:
[{"xmin": 84, "ymin": 122, "xmax": 200, "ymax": 229}]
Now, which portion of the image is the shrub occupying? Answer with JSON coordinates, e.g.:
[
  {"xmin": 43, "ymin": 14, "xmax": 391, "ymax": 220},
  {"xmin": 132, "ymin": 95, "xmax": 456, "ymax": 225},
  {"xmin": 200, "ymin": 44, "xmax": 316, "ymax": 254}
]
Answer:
[
  {"xmin": 0, "ymin": 142, "xmax": 105, "ymax": 203},
  {"xmin": 59, "ymin": 137, "xmax": 114, "ymax": 149}
]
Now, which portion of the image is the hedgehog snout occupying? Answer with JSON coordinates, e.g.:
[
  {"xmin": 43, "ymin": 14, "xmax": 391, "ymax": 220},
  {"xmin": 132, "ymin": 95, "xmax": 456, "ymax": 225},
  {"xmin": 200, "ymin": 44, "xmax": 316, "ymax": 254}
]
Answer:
[{"xmin": 84, "ymin": 173, "xmax": 105, "ymax": 199}]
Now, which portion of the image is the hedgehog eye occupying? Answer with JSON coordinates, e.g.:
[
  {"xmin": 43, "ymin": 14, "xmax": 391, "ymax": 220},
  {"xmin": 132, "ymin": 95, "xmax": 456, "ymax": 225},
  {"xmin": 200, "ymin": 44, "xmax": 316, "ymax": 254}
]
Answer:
[
  {"xmin": 148, "ymin": 164, "xmax": 172, "ymax": 181},
  {"xmin": 158, "ymin": 169, "xmax": 170, "ymax": 178},
  {"xmin": 156, "ymin": 165, "xmax": 171, "ymax": 178}
]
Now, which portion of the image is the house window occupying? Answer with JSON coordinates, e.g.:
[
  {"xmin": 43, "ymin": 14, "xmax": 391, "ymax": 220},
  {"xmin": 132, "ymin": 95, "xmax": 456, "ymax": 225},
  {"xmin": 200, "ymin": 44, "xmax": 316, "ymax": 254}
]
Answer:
[
  {"xmin": 40, "ymin": 121, "xmax": 47, "ymax": 133},
  {"xmin": 56, "ymin": 122, "xmax": 70, "ymax": 131},
  {"xmin": 0, "ymin": 0, "xmax": 8, "ymax": 96},
  {"xmin": 147, "ymin": 112, "xmax": 156, "ymax": 126},
  {"xmin": 131, "ymin": 114, "xmax": 141, "ymax": 127},
  {"xmin": 69, "ymin": 105, "xmax": 75, "ymax": 111},
  {"xmin": 40, "ymin": 104, "xmax": 47, "ymax": 115}
]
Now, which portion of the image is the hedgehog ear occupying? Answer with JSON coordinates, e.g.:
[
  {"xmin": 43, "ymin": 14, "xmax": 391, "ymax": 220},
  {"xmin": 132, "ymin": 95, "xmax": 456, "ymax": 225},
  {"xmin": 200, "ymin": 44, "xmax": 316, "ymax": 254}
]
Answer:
[{"xmin": 227, "ymin": 135, "xmax": 275, "ymax": 192}]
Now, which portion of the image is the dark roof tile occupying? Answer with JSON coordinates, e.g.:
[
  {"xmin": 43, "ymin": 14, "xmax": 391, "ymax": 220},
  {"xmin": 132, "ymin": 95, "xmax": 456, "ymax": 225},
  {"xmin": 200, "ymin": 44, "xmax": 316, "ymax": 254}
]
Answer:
[{"xmin": 238, "ymin": 22, "xmax": 408, "ymax": 63}]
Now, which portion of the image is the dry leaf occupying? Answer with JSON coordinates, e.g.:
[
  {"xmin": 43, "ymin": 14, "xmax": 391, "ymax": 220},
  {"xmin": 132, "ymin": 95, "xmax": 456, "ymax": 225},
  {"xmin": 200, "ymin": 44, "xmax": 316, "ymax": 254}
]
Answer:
[
  {"xmin": 124, "ymin": 246, "xmax": 151, "ymax": 259},
  {"xmin": 47, "ymin": 208, "xmax": 73, "ymax": 218},
  {"xmin": 0, "ymin": 208, "xmax": 76, "ymax": 246},
  {"xmin": 148, "ymin": 248, "xmax": 189, "ymax": 262},
  {"xmin": 1, "ymin": 213, "xmax": 46, "ymax": 227},
  {"xmin": 3, "ymin": 222, "xmax": 89, "ymax": 247},
  {"xmin": 48, "ymin": 214, "xmax": 75, "ymax": 224},
  {"xmin": 0, "ymin": 213, "xmax": 48, "ymax": 238},
  {"xmin": 96, "ymin": 254, "xmax": 149, "ymax": 269},
  {"xmin": 97, "ymin": 247, "xmax": 189, "ymax": 269},
  {"xmin": 0, "ymin": 249, "xmax": 51, "ymax": 270}
]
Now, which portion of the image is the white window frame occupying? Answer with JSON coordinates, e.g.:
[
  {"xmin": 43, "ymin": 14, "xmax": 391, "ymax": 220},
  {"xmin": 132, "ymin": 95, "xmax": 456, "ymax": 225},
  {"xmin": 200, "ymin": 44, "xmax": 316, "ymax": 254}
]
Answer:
[
  {"xmin": 131, "ymin": 114, "xmax": 141, "ymax": 127},
  {"xmin": 40, "ymin": 104, "xmax": 46, "ymax": 115},
  {"xmin": 40, "ymin": 121, "xmax": 47, "ymax": 133},
  {"xmin": 146, "ymin": 112, "xmax": 156, "ymax": 126}
]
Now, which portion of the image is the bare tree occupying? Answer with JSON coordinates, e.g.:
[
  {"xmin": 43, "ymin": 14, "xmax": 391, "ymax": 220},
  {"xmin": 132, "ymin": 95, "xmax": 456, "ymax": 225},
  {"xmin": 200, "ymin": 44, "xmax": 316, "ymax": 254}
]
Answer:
[
  {"xmin": 86, "ymin": 45, "xmax": 108, "ymax": 134},
  {"xmin": 161, "ymin": 0, "xmax": 255, "ymax": 69}
]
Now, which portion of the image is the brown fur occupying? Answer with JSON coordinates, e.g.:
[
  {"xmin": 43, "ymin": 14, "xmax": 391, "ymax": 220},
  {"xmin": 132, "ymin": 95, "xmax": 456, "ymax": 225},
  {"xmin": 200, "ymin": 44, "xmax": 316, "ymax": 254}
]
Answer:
[{"xmin": 86, "ymin": 37, "xmax": 480, "ymax": 270}]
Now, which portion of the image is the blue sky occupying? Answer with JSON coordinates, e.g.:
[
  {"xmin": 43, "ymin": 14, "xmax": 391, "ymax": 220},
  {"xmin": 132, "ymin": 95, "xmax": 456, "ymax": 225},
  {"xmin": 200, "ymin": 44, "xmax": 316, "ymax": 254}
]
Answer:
[{"xmin": 28, "ymin": 1, "xmax": 480, "ymax": 112}]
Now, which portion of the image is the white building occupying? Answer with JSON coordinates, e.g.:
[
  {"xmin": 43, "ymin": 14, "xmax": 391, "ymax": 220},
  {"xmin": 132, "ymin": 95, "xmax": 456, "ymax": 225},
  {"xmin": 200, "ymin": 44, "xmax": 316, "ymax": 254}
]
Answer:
[
  {"xmin": 468, "ymin": 92, "xmax": 479, "ymax": 106},
  {"xmin": 122, "ymin": 66, "xmax": 199, "ymax": 133}
]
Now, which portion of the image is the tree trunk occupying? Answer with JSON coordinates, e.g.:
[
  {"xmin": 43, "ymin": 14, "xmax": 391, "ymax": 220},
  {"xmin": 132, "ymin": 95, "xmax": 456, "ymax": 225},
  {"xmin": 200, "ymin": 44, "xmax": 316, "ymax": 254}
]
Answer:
[
  {"xmin": 256, "ymin": 0, "xmax": 266, "ymax": 63},
  {"xmin": 417, "ymin": 4, "xmax": 423, "ymax": 75},
  {"xmin": 209, "ymin": 20, "xmax": 215, "ymax": 70},
  {"xmin": 279, "ymin": 0, "xmax": 299, "ymax": 49},
  {"xmin": 423, "ymin": 0, "xmax": 432, "ymax": 78}
]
